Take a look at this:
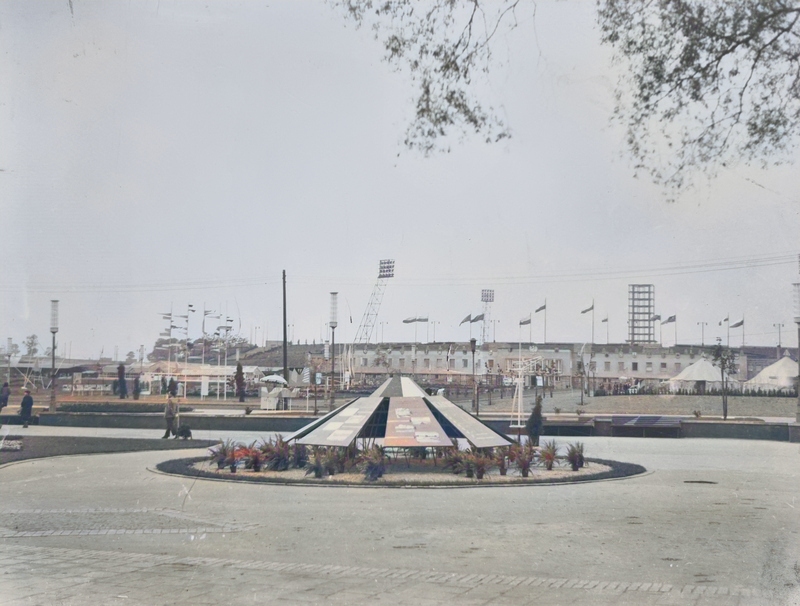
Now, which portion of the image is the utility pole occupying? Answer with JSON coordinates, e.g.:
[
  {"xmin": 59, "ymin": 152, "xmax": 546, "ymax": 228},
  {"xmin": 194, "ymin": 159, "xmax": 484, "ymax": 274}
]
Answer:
[
  {"xmin": 793, "ymin": 283, "xmax": 800, "ymax": 423},
  {"xmin": 470, "ymin": 338, "xmax": 477, "ymax": 414},
  {"xmin": 282, "ymin": 270, "xmax": 288, "ymax": 384},
  {"xmin": 697, "ymin": 321, "xmax": 707, "ymax": 346},
  {"xmin": 774, "ymin": 323, "xmax": 784, "ymax": 359}
]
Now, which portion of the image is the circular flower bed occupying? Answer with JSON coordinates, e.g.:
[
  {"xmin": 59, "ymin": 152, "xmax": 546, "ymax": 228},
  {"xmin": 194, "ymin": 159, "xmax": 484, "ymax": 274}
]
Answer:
[{"xmin": 154, "ymin": 438, "xmax": 645, "ymax": 487}]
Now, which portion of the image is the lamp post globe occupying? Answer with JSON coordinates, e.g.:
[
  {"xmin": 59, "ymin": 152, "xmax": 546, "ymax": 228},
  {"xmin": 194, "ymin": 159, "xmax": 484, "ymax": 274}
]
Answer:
[{"xmin": 49, "ymin": 300, "xmax": 59, "ymax": 413}]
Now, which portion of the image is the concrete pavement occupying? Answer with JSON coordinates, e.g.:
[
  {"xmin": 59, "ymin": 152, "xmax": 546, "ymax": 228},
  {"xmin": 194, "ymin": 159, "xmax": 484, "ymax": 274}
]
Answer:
[{"xmin": 1, "ymin": 432, "xmax": 799, "ymax": 605}]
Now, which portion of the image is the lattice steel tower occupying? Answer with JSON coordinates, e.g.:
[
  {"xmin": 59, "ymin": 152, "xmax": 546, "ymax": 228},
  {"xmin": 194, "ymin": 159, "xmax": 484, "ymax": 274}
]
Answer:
[
  {"xmin": 628, "ymin": 284, "xmax": 655, "ymax": 343},
  {"xmin": 353, "ymin": 259, "xmax": 395, "ymax": 345}
]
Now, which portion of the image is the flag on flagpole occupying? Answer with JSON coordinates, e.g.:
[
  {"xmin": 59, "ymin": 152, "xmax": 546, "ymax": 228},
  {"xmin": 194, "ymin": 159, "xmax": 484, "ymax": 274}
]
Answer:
[
  {"xmin": 471, "ymin": 313, "xmax": 485, "ymax": 322},
  {"xmin": 651, "ymin": 314, "xmax": 661, "ymax": 322},
  {"xmin": 535, "ymin": 303, "xmax": 546, "ymax": 313},
  {"xmin": 730, "ymin": 319, "xmax": 744, "ymax": 328},
  {"xmin": 581, "ymin": 304, "xmax": 594, "ymax": 314},
  {"xmin": 402, "ymin": 317, "xmax": 417, "ymax": 324},
  {"xmin": 662, "ymin": 315, "xmax": 676, "ymax": 324},
  {"xmin": 459, "ymin": 314, "xmax": 472, "ymax": 325},
  {"xmin": 719, "ymin": 315, "xmax": 729, "ymax": 326},
  {"xmin": 601, "ymin": 316, "xmax": 608, "ymax": 323},
  {"xmin": 519, "ymin": 315, "xmax": 531, "ymax": 326}
]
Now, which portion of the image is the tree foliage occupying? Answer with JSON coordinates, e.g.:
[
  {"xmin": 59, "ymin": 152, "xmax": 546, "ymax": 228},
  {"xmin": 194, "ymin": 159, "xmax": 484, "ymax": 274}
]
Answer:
[
  {"xmin": 711, "ymin": 341, "xmax": 737, "ymax": 419},
  {"xmin": 333, "ymin": 0, "xmax": 800, "ymax": 190},
  {"xmin": 235, "ymin": 362, "xmax": 246, "ymax": 402},
  {"xmin": 331, "ymin": 0, "xmax": 519, "ymax": 153},
  {"xmin": 598, "ymin": 0, "xmax": 800, "ymax": 189},
  {"xmin": 23, "ymin": 334, "xmax": 39, "ymax": 356}
]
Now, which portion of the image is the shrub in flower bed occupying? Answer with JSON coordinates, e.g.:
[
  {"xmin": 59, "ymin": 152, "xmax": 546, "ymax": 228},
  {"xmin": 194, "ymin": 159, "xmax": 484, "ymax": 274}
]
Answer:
[{"xmin": 157, "ymin": 455, "xmax": 645, "ymax": 486}]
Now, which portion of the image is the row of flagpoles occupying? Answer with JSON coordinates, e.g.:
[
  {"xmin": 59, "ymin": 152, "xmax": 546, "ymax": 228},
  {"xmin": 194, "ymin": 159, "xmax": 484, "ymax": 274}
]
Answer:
[
  {"xmin": 402, "ymin": 304, "xmax": 745, "ymax": 346},
  {"xmin": 516, "ymin": 304, "xmax": 744, "ymax": 347}
]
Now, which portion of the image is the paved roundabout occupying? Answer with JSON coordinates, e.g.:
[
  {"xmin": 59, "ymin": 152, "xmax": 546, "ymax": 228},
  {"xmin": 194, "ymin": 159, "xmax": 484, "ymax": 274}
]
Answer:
[{"xmin": 1, "ymin": 432, "xmax": 799, "ymax": 605}]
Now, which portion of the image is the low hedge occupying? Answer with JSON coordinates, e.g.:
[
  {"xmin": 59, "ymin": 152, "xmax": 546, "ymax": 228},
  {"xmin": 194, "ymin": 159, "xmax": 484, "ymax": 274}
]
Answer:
[
  {"xmin": 56, "ymin": 403, "xmax": 194, "ymax": 414},
  {"xmin": 0, "ymin": 436, "xmax": 217, "ymax": 465}
]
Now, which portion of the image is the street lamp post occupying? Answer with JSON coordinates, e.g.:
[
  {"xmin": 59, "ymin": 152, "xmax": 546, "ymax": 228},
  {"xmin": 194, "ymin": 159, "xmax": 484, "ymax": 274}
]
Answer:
[
  {"xmin": 329, "ymin": 292, "xmax": 338, "ymax": 412},
  {"xmin": 470, "ymin": 337, "xmax": 477, "ymax": 414},
  {"xmin": 492, "ymin": 320, "xmax": 500, "ymax": 343},
  {"xmin": 793, "ymin": 283, "xmax": 800, "ymax": 423},
  {"xmin": 430, "ymin": 321, "xmax": 439, "ymax": 343},
  {"xmin": 697, "ymin": 321, "xmax": 707, "ymax": 346},
  {"xmin": 49, "ymin": 300, "xmax": 59, "ymax": 412}
]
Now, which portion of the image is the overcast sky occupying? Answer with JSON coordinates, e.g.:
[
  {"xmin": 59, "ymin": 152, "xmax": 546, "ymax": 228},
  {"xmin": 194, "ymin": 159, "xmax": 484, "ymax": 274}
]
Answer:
[{"xmin": 2, "ymin": 0, "xmax": 799, "ymax": 359}]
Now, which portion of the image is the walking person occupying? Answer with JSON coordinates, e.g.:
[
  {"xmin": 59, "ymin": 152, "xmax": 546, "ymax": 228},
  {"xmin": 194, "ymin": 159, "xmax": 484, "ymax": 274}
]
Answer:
[
  {"xmin": 162, "ymin": 395, "xmax": 179, "ymax": 439},
  {"xmin": 20, "ymin": 389, "xmax": 34, "ymax": 428},
  {"xmin": 0, "ymin": 382, "xmax": 9, "ymax": 411}
]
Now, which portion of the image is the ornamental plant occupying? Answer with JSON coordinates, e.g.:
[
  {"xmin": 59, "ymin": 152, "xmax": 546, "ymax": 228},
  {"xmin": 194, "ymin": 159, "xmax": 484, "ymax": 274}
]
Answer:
[
  {"xmin": 266, "ymin": 435, "xmax": 291, "ymax": 471},
  {"xmin": 291, "ymin": 443, "xmax": 308, "ymax": 468},
  {"xmin": 304, "ymin": 446, "xmax": 325, "ymax": 479},
  {"xmin": 443, "ymin": 449, "xmax": 464, "ymax": 475},
  {"xmin": 358, "ymin": 445, "xmax": 386, "ymax": 482},
  {"xmin": 246, "ymin": 444, "xmax": 265, "ymax": 472},
  {"xmin": 209, "ymin": 438, "xmax": 237, "ymax": 469},
  {"xmin": 514, "ymin": 443, "xmax": 536, "ymax": 478},
  {"xmin": 227, "ymin": 445, "xmax": 247, "ymax": 473},
  {"xmin": 540, "ymin": 440, "xmax": 560, "ymax": 471},
  {"xmin": 494, "ymin": 446, "xmax": 509, "ymax": 476},
  {"xmin": 469, "ymin": 449, "xmax": 493, "ymax": 480}
]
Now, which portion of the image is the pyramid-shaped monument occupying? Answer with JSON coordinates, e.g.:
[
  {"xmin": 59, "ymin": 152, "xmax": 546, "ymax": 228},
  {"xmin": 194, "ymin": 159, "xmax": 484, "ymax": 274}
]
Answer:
[{"xmin": 287, "ymin": 376, "xmax": 513, "ymax": 449}]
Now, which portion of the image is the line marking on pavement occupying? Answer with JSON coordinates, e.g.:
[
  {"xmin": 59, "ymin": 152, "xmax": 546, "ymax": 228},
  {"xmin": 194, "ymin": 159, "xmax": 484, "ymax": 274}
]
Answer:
[{"xmin": 0, "ymin": 543, "xmax": 763, "ymax": 599}]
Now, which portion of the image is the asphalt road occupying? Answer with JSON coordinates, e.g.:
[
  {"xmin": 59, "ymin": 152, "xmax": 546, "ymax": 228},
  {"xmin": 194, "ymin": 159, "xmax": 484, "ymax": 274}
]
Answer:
[{"xmin": 1, "ymin": 432, "xmax": 798, "ymax": 605}]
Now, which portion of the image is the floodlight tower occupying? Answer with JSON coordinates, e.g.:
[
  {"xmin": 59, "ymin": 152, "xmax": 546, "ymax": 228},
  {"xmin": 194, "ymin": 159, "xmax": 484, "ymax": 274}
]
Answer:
[
  {"xmin": 353, "ymin": 260, "xmax": 395, "ymax": 345},
  {"xmin": 481, "ymin": 289, "xmax": 494, "ymax": 346}
]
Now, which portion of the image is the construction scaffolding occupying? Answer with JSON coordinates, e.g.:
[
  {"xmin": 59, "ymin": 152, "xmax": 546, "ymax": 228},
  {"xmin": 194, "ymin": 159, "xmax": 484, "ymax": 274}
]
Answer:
[{"xmin": 628, "ymin": 284, "xmax": 655, "ymax": 343}]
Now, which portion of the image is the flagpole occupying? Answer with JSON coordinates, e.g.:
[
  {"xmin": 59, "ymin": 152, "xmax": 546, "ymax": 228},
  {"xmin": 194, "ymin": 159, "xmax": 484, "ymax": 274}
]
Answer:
[
  {"xmin": 529, "ymin": 311, "xmax": 532, "ymax": 344},
  {"xmin": 727, "ymin": 313, "xmax": 730, "ymax": 347},
  {"xmin": 544, "ymin": 299, "xmax": 547, "ymax": 344},
  {"xmin": 606, "ymin": 318, "xmax": 609, "ymax": 344},
  {"xmin": 591, "ymin": 299, "xmax": 595, "ymax": 346},
  {"xmin": 674, "ymin": 320, "xmax": 677, "ymax": 346}
]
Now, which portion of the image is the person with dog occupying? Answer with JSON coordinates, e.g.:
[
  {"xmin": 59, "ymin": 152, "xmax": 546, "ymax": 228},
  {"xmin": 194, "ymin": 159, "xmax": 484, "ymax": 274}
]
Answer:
[{"xmin": 162, "ymin": 394, "xmax": 179, "ymax": 439}]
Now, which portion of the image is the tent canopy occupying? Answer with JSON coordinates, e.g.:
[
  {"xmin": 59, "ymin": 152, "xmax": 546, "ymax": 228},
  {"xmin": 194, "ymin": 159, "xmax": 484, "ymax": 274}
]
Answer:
[
  {"xmin": 668, "ymin": 357, "xmax": 738, "ymax": 393},
  {"xmin": 745, "ymin": 355, "xmax": 798, "ymax": 390},
  {"xmin": 670, "ymin": 358, "xmax": 736, "ymax": 383}
]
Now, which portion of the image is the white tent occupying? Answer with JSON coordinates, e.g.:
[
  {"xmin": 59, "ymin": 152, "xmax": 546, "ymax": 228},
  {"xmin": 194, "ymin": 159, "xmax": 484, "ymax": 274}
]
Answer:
[
  {"xmin": 669, "ymin": 357, "xmax": 738, "ymax": 393},
  {"xmin": 745, "ymin": 355, "xmax": 798, "ymax": 392}
]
